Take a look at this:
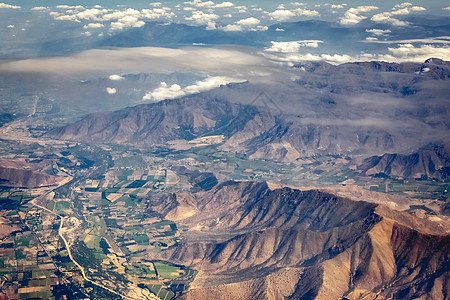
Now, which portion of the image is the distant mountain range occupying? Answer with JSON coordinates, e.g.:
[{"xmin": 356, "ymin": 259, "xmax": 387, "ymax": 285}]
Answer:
[
  {"xmin": 144, "ymin": 181, "xmax": 450, "ymax": 299},
  {"xmin": 46, "ymin": 59, "xmax": 450, "ymax": 163},
  {"xmin": 359, "ymin": 143, "xmax": 450, "ymax": 180}
]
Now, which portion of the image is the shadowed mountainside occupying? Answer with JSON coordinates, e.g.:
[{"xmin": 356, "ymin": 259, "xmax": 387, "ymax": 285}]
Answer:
[
  {"xmin": 359, "ymin": 143, "xmax": 450, "ymax": 180},
  {"xmin": 46, "ymin": 59, "xmax": 450, "ymax": 162},
  {"xmin": 145, "ymin": 181, "xmax": 449, "ymax": 300}
]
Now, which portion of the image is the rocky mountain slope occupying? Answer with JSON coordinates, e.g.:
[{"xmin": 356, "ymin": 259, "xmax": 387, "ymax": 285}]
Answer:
[
  {"xmin": 46, "ymin": 59, "xmax": 450, "ymax": 162},
  {"xmin": 145, "ymin": 181, "xmax": 449, "ymax": 300},
  {"xmin": 0, "ymin": 159, "xmax": 63, "ymax": 188},
  {"xmin": 359, "ymin": 143, "xmax": 450, "ymax": 180}
]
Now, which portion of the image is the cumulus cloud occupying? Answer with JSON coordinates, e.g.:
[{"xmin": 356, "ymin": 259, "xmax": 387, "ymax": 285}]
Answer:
[
  {"xmin": 221, "ymin": 24, "xmax": 242, "ymax": 31},
  {"xmin": 110, "ymin": 16, "xmax": 145, "ymax": 31},
  {"xmin": 0, "ymin": 3, "xmax": 20, "ymax": 9},
  {"xmin": 362, "ymin": 37, "xmax": 450, "ymax": 44},
  {"xmin": 268, "ymin": 7, "xmax": 319, "ymax": 21},
  {"xmin": 443, "ymin": 7, "xmax": 450, "ymax": 11},
  {"xmin": 268, "ymin": 10, "xmax": 296, "ymax": 21},
  {"xmin": 267, "ymin": 43, "xmax": 450, "ymax": 65},
  {"xmin": 141, "ymin": 7, "xmax": 174, "ymax": 19},
  {"xmin": 31, "ymin": 6, "xmax": 47, "ymax": 11},
  {"xmin": 282, "ymin": 53, "xmax": 358, "ymax": 64},
  {"xmin": 266, "ymin": 40, "xmax": 323, "ymax": 52},
  {"xmin": 143, "ymin": 76, "xmax": 246, "ymax": 101},
  {"xmin": 56, "ymin": 5, "xmax": 84, "ymax": 10},
  {"xmin": 83, "ymin": 23, "xmax": 104, "ymax": 29},
  {"xmin": 294, "ymin": 8, "xmax": 319, "ymax": 16},
  {"xmin": 386, "ymin": 44, "xmax": 450, "ymax": 61},
  {"xmin": 106, "ymin": 87, "xmax": 117, "ymax": 94},
  {"xmin": 109, "ymin": 74, "xmax": 124, "ymax": 80},
  {"xmin": 366, "ymin": 28, "xmax": 391, "ymax": 36},
  {"xmin": 371, "ymin": 3, "xmax": 425, "ymax": 26},
  {"xmin": 7, "ymin": 24, "xmax": 14, "ymax": 28},
  {"xmin": 214, "ymin": 2, "xmax": 234, "ymax": 8},
  {"xmin": 184, "ymin": 0, "xmax": 231, "ymax": 8},
  {"xmin": 51, "ymin": 6, "xmax": 173, "ymax": 30},
  {"xmin": 339, "ymin": 5, "xmax": 378, "ymax": 25},
  {"xmin": 236, "ymin": 17, "xmax": 260, "ymax": 25},
  {"xmin": 186, "ymin": 11, "xmax": 219, "ymax": 24}
]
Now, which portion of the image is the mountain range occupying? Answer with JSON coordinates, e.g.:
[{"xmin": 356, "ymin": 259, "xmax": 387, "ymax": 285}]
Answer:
[
  {"xmin": 46, "ymin": 59, "xmax": 450, "ymax": 164},
  {"xmin": 144, "ymin": 181, "xmax": 449, "ymax": 300}
]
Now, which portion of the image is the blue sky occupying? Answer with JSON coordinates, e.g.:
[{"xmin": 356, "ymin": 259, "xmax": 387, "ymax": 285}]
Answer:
[{"xmin": 1, "ymin": 1, "xmax": 449, "ymax": 66}]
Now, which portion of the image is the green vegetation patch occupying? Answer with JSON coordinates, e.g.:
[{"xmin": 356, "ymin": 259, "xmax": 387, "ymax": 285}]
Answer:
[
  {"xmin": 15, "ymin": 235, "xmax": 33, "ymax": 247},
  {"xmin": 55, "ymin": 200, "xmax": 70, "ymax": 211},
  {"xmin": 154, "ymin": 262, "xmax": 182, "ymax": 280},
  {"xmin": 133, "ymin": 233, "xmax": 149, "ymax": 245}
]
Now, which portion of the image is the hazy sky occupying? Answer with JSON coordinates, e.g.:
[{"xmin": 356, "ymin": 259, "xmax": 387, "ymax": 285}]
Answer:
[{"xmin": 1, "ymin": 1, "xmax": 449, "ymax": 71}]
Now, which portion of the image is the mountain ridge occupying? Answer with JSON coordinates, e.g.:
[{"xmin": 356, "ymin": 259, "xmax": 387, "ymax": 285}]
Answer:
[{"xmin": 142, "ymin": 181, "xmax": 449, "ymax": 299}]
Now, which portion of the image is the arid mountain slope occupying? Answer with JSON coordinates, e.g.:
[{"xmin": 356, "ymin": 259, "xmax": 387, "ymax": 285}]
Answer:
[
  {"xmin": 46, "ymin": 59, "xmax": 450, "ymax": 162},
  {"xmin": 359, "ymin": 143, "xmax": 450, "ymax": 180},
  {"xmin": 146, "ymin": 181, "xmax": 449, "ymax": 300},
  {"xmin": 0, "ymin": 159, "xmax": 63, "ymax": 188}
]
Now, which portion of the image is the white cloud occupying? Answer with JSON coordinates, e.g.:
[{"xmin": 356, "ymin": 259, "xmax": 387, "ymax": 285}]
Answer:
[
  {"xmin": 76, "ymin": 8, "xmax": 105, "ymax": 20},
  {"xmin": 110, "ymin": 16, "xmax": 145, "ymax": 31},
  {"xmin": 214, "ymin": 2, "xmax": 234, "ymax": 8},
  {"xmin": 266, "ymin": 40, "xmax": 323, "ymax": 52},
  {"xmin": 150, "ymin": 2, "xmax": 162, "ymax": 6},
  {"xmin": 294, "ymin": 8, "xmax": 319, "ymax": 16},
  {"xmin": 362, "ymin": 36, "xmax": 450, "ymax": 44},
  {"xmin": 366, "ymin": 28, "xmax": 391, "ymax": 36},
  {"xmin": 236, "ymin": 17, "xmax": 260, "ymax": 25},
  {"xmin": 186, "ymin": 11, "xmax": 219, "ymax": 24},
  {"xmin": 0, "ymin": 47, "xmax": 273, "ymax": 81},
  {"xmin": 0, "ymin": 3, "xmax": 20, "ymax": 9},
  {"xmin": 331, "ymin": 4, "xmax": 345, "ymax": 9},
  {"xmin": 141, "ymin": 8, "xmax": 175, "ymax": 19},
  {"xmin": 56, "ymin": 5, "xmax": 84, "ymax": 10},
  {"xmin": 106, "ymin": 87, "xmax": 117, "ymax": 94},
  {"xmin": 391, "ymin": 6, "xmax": 425, "ymax": 15},
  {"xmin": 109, "ymin": 74, "xmax": 124, "ymax": 80},
  {"xmin": 275, "ymin": 27, "xmax": 285, "ymax": 31},
  {"xmin": 249, "ymin": 26, "xmax": 268, "ymax": 32},
  {"xmin": 366, "ymin": 37, "xmax": 378, "ymax": 41},
  {"xmin": 443, "ymin": 7, "xmax": 450, "ymax": 11},
  {"xmin": 282, "ymin": 53, "xmax": 357, "ymax": 64},
  {"xmin": 268, "ymin": 10, "xmax": 296, "ymax": 21},
  {"xmin": 184, "ymin": 0, "xmax": 215, "ymax": 8},
  {"xmin": 143, "ymin": 76, "xmax": 245, "ymax": 101},
  {"xmin": 221, "ymin": 24, "xmax": 242, "ymax": 31},
  {"xmin": 371, "ymin": 12, "xmax": 408, "ymax": 26},
  {"xmin": 55, "ymin": 14, "xmax": 79, "ymax": 21},
  {"xmin": 393, "ymin": 2, "xmax": 412, "ymax": 9},
  {"xmin": 206, "ymin": 21, "xmax": 216, "ymax": 30},
  {"xmin": 31, "ymin": 6, "xmax": 47, "ymax": 11},
  {"xmin": 339, "ymin": 5, "xmax": 378, "ymax": 25},
  {"xmin": 387, "ymin": 44, "xmax": 450, "ymax": 61},
  {"xmin": 371, "ymin": 4, "xmax": 425, "ymax": 26},
  {"xmin": 7, "ymin": 24, "xmax": 14, "ymax": 28},
  {"xmin": 102, "ymin": 8, "xmax": 140, "ymax": 21},
  {"xmin": 83, "ymin": 23, "xmax": 105, "ymax": 29}
]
